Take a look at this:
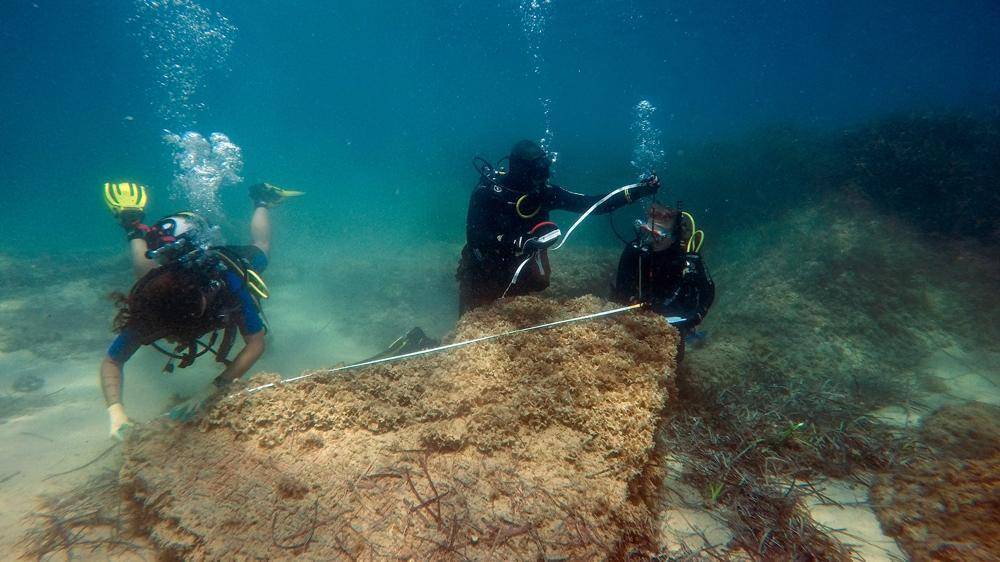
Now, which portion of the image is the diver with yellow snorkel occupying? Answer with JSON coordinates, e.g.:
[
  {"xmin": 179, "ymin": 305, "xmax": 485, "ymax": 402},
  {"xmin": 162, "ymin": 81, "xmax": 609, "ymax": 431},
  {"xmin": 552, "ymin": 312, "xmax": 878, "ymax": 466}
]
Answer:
[{"xmin": 99, "ymin": 181, "xmax": 302, "ymax": 440}]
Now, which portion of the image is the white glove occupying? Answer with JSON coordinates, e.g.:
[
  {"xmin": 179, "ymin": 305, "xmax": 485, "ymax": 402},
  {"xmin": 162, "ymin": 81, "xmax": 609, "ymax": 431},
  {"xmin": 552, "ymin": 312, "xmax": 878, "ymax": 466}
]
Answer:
[{"xmin": 108, "ymin": 403, "xmax": 133, "ymax": 441}]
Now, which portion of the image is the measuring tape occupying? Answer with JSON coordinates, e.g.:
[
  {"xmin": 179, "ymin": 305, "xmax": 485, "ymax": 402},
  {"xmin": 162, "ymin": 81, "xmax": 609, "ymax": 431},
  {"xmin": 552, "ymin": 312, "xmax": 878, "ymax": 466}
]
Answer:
[{"xmin": 238, "ymin": 302, "xmax": 646, "ymax": 396}]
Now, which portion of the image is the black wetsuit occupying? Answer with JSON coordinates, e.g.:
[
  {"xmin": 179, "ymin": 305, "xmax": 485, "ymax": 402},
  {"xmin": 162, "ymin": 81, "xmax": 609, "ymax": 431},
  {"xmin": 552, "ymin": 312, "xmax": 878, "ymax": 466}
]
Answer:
[
  {"xmin": 611, "ymin": 240, "xmax": 715, "ymax": 335},
  {"xmin": 457, "ymin": 177, "xmax": 644, "ymax": 313}
]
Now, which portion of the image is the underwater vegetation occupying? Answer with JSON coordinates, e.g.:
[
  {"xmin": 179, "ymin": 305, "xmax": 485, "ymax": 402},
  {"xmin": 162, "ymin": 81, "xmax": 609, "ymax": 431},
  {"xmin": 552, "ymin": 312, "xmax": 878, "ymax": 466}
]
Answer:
[
  {"xmin": 552, "ymin": 117, "xmax": 999, "ymax": 558},
  {"xmin": 655, "ymin": 139, "xmax": 998, "ymax": 557},
  {"xmin": 667, "ymin": 110, "xmax": 1000, "ymax": 244},
  {"xmin": 18, "ymin": 468, "xmax": 152, "ymax": 560},
  {"xmin": 659, "ymin": 188, "xmax": 996, "ymax": 559},
  {"xmin": 4, "ymin": 0, "xmax": 998, "ymax": 555},
  {"xmin": 872, "ymin": 402, "xmax": 1000, "ymax": 561},
  {"xmin": 841, "ymin": 112, "xmax": 1000, "ymax": 242}
]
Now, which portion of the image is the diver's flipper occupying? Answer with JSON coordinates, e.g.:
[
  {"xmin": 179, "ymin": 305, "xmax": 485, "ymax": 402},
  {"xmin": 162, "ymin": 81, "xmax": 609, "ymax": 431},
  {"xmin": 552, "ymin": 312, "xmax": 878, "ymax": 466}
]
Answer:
[
  {"xmin": 103, "ymin": 182, "xmax": 148, "ymax": 223},
  {"xmin": 364, "ymin": 327, "xmax": 440, "ymax": 362},
  {"xmin": 249, "ymin": 182, "xmax": 305, "ymax": 208}
]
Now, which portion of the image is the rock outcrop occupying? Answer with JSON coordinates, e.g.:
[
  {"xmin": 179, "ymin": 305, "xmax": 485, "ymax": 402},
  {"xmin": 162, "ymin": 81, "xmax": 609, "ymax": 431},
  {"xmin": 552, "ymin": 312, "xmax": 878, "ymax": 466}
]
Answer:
[
  {"xmin": 120, "ymin": 296, "xmax": 678, "ymax": 560},
  {"xmin": 872, "ymin": 402, "xmax": 1000, "ymax": 561}
]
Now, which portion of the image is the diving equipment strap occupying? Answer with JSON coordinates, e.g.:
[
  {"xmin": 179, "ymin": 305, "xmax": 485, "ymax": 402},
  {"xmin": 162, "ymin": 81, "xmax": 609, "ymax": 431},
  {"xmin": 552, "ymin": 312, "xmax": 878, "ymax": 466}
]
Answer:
[
  {"xmin": 215, "ymin": 248, "xmax": 270, "ymax": 301},
  {"xmin": 239, "ymin": 302, "xmax": 648, "ymax": 396}
]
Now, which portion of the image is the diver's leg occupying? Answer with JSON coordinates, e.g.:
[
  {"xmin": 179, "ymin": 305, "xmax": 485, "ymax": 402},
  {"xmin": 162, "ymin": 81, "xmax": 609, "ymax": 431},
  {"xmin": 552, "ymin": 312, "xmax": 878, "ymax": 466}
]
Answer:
[
  {"xmin": 250, "ymin": 206, "xmax": 271, "ymax": 258},
  {"xmin": 104, "ymin": 182, "xmax": 155, "ymax": 278},
  {"xmin": 100, "ymin": 357, "xmax": 132, "ymax": 440},
  {"xmin": 247, "ymin": 182, "xmax": 303, "ymax": 260},
  {"xmin": 129, "ymin": 238, "xmax": 157, "ymax": 279},
  {"xmin": 458, "ymin": 279, "xmax": 474, "ymax": 315},
  {"xmin": 458, "ymin": 247, "xmax": 500, "ymax": 314},
  {"xmin": 458, "ymin": 273, "xmax": 494, "ymax": 315},
  {"xmin": 460, "ymin": 274, "xmax": 506, "ymax": 314},
  {"xmin": 521, "ymin": 250, "xmax": 552, "ymax": 293}
]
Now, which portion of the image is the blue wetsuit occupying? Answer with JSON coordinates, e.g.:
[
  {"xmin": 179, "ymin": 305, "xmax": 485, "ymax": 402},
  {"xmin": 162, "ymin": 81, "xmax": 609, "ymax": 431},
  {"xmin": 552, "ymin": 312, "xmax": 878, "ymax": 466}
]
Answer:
[{"xmin": 107, "ymin": 247, "xmax": 267, "ymax": 364}]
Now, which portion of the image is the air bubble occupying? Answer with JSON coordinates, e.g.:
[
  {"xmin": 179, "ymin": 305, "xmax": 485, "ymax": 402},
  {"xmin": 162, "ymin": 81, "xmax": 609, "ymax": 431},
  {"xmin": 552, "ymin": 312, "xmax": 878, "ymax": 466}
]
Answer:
[
  {"xmin": 163, "ymin": 131, "xmax": 243, "ymax": 218},
  {"xmin": 132, "ymin": 0, "xmax": 236, "ymax": 128},
  {"xmin": 519, "ymin": 0, "xmax": 557, "ymax": 166},
  {"xmin": 630, "ymin": 99, "xmax": 665, "ymax": 181}
]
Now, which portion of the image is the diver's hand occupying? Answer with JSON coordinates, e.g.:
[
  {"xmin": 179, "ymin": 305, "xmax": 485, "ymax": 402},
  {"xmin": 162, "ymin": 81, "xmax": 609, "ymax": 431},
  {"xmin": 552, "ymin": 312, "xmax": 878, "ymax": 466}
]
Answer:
[
  {"xmin": 517, "ymin": 222, "xmax": 561, "ymax": 254},
  {"xmin": 167, "ymin": 383, "xmax": 220, "ymax": 422},
  {"xmin": 633, "ymin": 174, "xmax": 661, "ymax": 199},
  {"xmin": 520, "ymin": 236, "xmax": 547, "ymax": 254},
  {"xmin": 108, "ymin": 403, "xmax": 133, "ymax": 441}
]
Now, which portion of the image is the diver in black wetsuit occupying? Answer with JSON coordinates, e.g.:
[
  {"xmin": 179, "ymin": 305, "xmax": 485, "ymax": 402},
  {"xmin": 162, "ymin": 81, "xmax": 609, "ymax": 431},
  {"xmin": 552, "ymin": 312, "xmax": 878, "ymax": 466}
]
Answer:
[
  {"xmin": 611, "ymin": 203, "xmax": 715, "ymax": 358},
  {"xmin": 457, "ymin": 139, "xmax": 660, "ymax": 314}
]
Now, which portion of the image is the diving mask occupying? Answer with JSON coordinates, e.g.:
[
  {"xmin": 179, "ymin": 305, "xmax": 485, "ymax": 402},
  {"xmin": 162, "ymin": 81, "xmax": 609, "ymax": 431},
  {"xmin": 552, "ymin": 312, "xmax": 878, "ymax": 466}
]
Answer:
[{"xmin": 635, "ymin": 204, "xmax": 678, "ymax": 252}]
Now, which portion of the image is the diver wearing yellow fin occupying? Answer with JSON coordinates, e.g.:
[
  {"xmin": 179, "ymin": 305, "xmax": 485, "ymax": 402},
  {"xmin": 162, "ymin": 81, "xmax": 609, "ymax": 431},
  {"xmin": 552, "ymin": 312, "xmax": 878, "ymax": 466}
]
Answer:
[
  {"xmin": 249, "ymin": 182, "xmax": 304, "ymax": 209},
  {"xmin": 104, "ymin": 182, "xmax": 155, "ymax": 278},
  {"xmin": 100, "ymin": 181, "xmax": 303, "ymax": 440}
]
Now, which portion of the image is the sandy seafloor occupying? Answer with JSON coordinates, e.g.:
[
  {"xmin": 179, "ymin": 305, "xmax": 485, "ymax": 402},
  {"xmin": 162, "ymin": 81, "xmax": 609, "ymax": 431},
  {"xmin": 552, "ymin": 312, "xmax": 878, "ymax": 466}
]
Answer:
[
  {"xmin": 1, "ymin": 225, "xmax": 997, "ymax": 559},
  {"xmin": 654, "ymin": 344, "xmax": 998, "ymax": 561},
  {"xmin": 0, "ymin": 241, "xmax": 461, "ymax": 556}
]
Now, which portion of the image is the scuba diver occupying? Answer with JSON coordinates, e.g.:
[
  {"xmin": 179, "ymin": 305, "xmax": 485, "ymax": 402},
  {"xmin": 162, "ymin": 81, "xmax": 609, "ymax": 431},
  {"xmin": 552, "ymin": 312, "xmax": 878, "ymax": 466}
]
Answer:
[
  {"xmin": 457, "ymin": 139, "xmax": 660, "ymax": 313},
  {"xmin": 100, "ymin": 181, "xmax": 302, "ymax": 440},
  {"xmin": 611, "ymin": 203, "xmax": 714, "ymax": 358}
]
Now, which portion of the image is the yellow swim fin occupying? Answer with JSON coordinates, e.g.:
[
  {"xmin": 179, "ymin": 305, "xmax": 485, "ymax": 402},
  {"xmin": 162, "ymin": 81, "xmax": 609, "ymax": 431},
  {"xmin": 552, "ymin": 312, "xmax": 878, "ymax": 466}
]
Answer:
[
  {"xmin": 103, "ymin": 182, "xmax": 148, "ymax": 221},
  {"xmin": 249, "ymin": 182, "xmax": 304, "ymax": 208}
]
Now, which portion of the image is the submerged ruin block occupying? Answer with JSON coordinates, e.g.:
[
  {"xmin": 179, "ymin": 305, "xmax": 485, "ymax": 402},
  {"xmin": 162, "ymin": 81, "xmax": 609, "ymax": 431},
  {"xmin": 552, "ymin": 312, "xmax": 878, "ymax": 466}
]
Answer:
[
  {"xmin": 120, "ymin": 295, "xmax": 678, "ymax": 560},
  {"xmin": 872, "ymin": 402, "xmax": 1000, "ymax": 562}
]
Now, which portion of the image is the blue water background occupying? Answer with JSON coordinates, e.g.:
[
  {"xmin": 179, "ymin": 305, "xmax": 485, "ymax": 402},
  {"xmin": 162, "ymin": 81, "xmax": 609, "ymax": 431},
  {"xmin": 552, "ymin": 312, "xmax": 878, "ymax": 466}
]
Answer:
[{"xmin": 1, "ymin": 0, "xmax": 999, "ymax": 255}]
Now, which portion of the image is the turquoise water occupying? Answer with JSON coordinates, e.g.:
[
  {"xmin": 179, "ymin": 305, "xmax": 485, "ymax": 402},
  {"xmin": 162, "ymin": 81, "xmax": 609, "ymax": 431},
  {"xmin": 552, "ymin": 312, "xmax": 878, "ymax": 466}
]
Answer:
[
  {"xmin": 2, "ymin": 1, "xmax": 999, "ymax": 254},
  {"xmin": 1, "ymin": 2, "xmax": 999, "ymax": 557}
]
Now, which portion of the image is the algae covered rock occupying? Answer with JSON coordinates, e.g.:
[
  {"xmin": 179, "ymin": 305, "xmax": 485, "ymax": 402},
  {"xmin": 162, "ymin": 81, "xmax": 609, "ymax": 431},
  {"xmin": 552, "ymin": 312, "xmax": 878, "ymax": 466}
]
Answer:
[
  {"xmin": 120, "ymin": 295, "xmax": 678, "ymax": 560},
  {"xmin": 872, "ymin": 401, "xmax": 1000, "ymax": 561}
]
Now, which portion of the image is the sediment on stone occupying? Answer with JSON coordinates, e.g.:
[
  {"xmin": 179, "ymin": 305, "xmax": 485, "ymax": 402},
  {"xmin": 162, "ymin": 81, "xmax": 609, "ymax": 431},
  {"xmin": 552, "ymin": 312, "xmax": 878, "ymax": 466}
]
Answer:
[
  {"xmin": 872, "ymin": 402, "xmax": 1000, "ymax": 562},
  {"xmin": 119, "ymin": 295, "xmax": 678, "ymax": 560}
]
